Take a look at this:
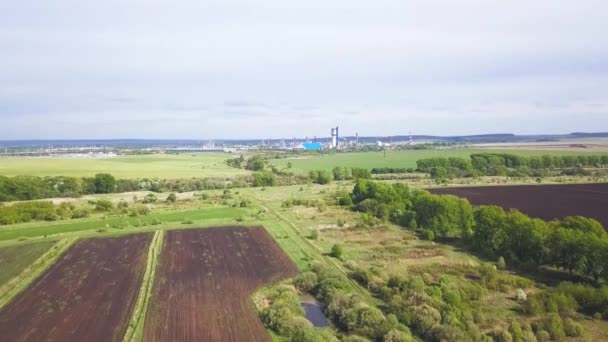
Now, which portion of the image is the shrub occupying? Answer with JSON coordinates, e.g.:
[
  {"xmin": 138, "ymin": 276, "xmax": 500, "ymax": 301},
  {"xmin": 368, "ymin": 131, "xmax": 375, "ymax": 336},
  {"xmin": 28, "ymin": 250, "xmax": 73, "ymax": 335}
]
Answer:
[
  {"xmin": 94, "ymin": 199, "xmax": 114, "ymax": 212},
  {"xmin": 497, "ymin": 256, "xmax": 507, "ymax": 270},
  {"xmin": 294, "ymin": 272, "xmax": 318, "ymax": 292},
  {"xmin": 142, "ymin": 193, "xmax": 157, "ymax": 203},
  {"xmin": 563, "ymin": 318, "xmax": 583, "ymax": 337},
  {"xmin": 71, "ymin": 208, "xmax": 90, "ymax": 219},
  {"xmin": 421, "ymin": 229, "xmax": 435, "ymax": 241},
  {"xmin": 309, "ymin": 229, "xmax": 319, "ymax": 240},
  {"xmin": 166, "ymin": 193, "xmax": 177, "ymax": 203},
  {"xmin": 330, "ymin": 244, "xmax": 343, "ymax": 260},
  {"xmin": 253, "ymin": 171, "xmax": 276, "ymax": 187},
  {"xmin": 535, "ymin": 330, "xmax": 550, "ymax": 342},
  {"xmin": 544, "ymin": 314, "xmax": 565, "ymax": 341}
]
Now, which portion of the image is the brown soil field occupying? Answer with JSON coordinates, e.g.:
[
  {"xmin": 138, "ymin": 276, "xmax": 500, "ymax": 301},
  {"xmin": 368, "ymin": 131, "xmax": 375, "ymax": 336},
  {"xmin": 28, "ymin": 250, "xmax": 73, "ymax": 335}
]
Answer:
[
  {"xmin": 429, "ymin": 183, "xmax": 608, "ymax": 228},
  {"xmin": 143, "ymin": 226, "xmax": 298, "ymax": 342},
  {"xmin": 0, "ymin": 233, "xmax": 152, "ymax": 342}
]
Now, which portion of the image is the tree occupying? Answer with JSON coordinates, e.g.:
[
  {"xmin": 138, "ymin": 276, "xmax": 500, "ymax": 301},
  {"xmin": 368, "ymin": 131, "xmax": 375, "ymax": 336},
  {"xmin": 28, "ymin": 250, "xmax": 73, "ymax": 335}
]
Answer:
[
  {"xmin": 472, "ymin": 206, "xmax": 508, "ymax": 257},
  {"xmin": 430, "ymin": 166, "xmax": 448, "ymax": 180},
  {"xmin": 331, "ymin": 244, "xmax": 343, "ymax": 259},
  {"xmin": 93, "ymin": 173, "xmax": 116, "ymax": 194}
]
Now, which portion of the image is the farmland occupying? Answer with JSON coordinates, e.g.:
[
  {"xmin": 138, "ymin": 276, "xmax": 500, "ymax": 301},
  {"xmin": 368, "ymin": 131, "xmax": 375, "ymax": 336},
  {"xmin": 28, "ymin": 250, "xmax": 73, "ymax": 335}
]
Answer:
[
  {"xmin": 0, "ymin": 233, "xmax": 152, "ymax": 342},
  {"xmin": 0, "ymin": 241, "xmax": 56, "ymax": 287},
  {"xmin": 429, "ymin": 183, "xmax": 608, "ymax": 227},
  {"xmin": 143, "ymin": 227, "xmax": 298, "ymax": 342},
  {"xmin": 0, "ymin": 153, "xmax": 248, "ymax": 179},
  {"xmin": 269, "ymin": 148, "xmax": 607, "ymax": 173},
  {"xmin": 0, "ymin": 151, "xmax": 606, "ymax": 340}
]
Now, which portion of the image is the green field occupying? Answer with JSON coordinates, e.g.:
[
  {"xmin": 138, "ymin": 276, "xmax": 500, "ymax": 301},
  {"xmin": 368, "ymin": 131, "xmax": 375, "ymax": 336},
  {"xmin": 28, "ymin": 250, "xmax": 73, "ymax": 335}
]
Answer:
[
  {"xmin": 270, "ymin": 148, "xmax": 607, "ymax": 173},
  {"xmin": 0, "ymin": 241, "xmax": 56, "ymax": 287},
  {"xmin": 0, "ymin": 153, "xmax": 248, "ymax": 179},
  {"xmin": 0, "ymin": 207, "xmax": 248, "ymax": 241}
]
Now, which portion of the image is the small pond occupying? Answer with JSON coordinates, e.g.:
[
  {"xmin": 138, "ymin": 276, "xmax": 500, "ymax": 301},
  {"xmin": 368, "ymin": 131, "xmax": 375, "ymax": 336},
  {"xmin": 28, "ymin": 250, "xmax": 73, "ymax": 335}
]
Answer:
[{"xmin": 301, "ymin": 294, "xmax": 329, "ymax": 327}]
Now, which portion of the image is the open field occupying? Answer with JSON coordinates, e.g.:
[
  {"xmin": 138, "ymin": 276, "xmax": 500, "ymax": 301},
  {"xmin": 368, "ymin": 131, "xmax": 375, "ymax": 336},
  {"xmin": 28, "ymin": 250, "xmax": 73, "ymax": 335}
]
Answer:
[
  {"xmin": 0, "ymin": 233, "xmax": 152, "ymax": 342},
  {"xmin": 270, "ymin": 148, "xmax": 608, "ymax": 173},
  {"xmin": 0, "ymin": 241, "xmax": 56, "ymax": 287},
  {"xmin": 143, "ymin": 227, "xmax": 298, "ymax": 342},
  {"xmin": 430, "ymin": 183, "xmax": 608, "ymax": 227},
  {"xmin": 0, "ymin": 153, "xmax": 248, "ymax": 179},
  {"xmin": 0, "ymin": 206, "xmax": 248, "ymax": 241}
]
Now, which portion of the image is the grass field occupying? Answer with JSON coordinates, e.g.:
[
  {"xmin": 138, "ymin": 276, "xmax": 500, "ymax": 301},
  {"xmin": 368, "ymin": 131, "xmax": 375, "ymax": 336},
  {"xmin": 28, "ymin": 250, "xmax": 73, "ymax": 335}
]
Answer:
[
  {"xmin": 0, "ymin": 153, "xmax": 248, "ymax": 179},
  {"xmin": 0, "ymin": 241, "xmax": 56, "ymax": 287},
  {"xmin": 0, "ymin": 207, "xmax": 249, "ymax": 241},
  {"xmin": 270, "ymin": 148, "xmax": 608, "ymax": 173}
]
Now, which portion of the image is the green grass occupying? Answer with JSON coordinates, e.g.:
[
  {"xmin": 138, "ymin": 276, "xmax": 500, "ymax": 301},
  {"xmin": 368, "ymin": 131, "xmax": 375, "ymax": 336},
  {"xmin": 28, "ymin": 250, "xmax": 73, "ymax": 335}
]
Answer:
[
  {"xmin": 0, "ymin": 207, "xmax": 248, "ymax": 241},
  {"xmin": 0, "ymin": 153, "xmax": 249, "ymax": 179},
  {"xmin": 0, "ymin": 241, "xmax": 56, "ymax": 287},
  {"xmin": 270, "ymin": 149, "xmax": 606, "ymax": 173},
  {"xmin": 0, "ymin": 238, "xmax": 76, "ymax": 309}
]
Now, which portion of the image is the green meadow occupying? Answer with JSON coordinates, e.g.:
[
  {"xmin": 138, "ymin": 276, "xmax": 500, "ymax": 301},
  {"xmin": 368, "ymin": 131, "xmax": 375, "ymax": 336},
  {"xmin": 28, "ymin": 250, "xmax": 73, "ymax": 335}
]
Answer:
[
  {"xmin": 0, "ymin": 153, "xmax": 248, "ymax": 179},
  {"xmin": 269, "ymin": 148, "xmax": 605, "ymax": 173}
]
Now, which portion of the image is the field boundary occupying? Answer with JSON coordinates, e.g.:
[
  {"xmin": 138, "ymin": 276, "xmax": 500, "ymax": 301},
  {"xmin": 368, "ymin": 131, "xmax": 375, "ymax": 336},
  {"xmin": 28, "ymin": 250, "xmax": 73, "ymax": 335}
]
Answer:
[
  {"xmin": 248, "ymin": 195, "xmax": 375, "ymax": 303},
  {"xmin": 123, "ymin": 230, "xmax": 164, "ymax": 342},
  {"xmin": 0, "ymin": 237, "xmax": 76, "ymax": 309}
]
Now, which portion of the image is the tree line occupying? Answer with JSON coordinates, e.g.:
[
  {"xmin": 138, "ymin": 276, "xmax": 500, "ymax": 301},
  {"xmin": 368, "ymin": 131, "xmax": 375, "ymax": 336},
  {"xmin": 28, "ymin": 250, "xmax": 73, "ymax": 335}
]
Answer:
[
  {"xmin": 348, "ymin": 179, "xmax": 608, "ymax": 283},
  {"xmin": 416, "ymin": 153, "xmax": 608, "ymax": 178}
]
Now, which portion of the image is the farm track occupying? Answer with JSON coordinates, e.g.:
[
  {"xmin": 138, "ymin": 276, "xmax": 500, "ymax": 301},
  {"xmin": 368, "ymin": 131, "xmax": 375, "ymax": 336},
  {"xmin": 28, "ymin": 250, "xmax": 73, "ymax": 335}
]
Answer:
[
  {"xmin": 143, "ymin": 227, "xmax": 298, "ymax": 342},
  {"xmin": 250, "ymin": 196, "xmax": 376, "ymax": 303},
  {"xmin": 430, "ymin": 183, "xmax": 608, "ymax": 228},
  {"xmin": 0, "ymin": 233, "xmax": 152, "ymax": 342},
  {"xmin": 123, "ymin": 230, "xmax": 164, "ymax": 342}
]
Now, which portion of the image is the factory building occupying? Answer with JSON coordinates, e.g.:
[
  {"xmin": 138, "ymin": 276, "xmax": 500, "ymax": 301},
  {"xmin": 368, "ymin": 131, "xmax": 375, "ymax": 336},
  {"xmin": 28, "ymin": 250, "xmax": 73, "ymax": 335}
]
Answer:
[{"xmin": 330, "ymin": 126, "xmax": 339, "ymax": 149}]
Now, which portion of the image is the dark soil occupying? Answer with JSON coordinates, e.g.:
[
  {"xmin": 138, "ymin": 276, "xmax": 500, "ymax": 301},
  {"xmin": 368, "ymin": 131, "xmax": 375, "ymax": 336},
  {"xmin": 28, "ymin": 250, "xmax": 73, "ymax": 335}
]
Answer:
[
  {"xmin": 429, "ymin": 183, "xmax": 608, "ymax": 228},
  {"xmin": 0, "ymin": 233, "xmax": 152, "ymax": 342},
  {"xmin": 143, "ymin": 226, "xmax": 298, "ymax": 342}
]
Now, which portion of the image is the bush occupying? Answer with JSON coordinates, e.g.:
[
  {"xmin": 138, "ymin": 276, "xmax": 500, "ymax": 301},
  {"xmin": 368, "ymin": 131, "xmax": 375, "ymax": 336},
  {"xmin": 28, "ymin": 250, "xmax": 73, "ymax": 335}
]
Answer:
[
  {"xmin": 94, "ymin": 199, "xmax": 114, "ymax": 212},
  {"xmin": 421, "ymin": 229, "xmax": 435, "ymax": 241},
  {"xmin": 497, "ymin": 256, "xmax": 507, "ymax": 270},
  {"xmin": 294, "ymin": 272, "xmax": 318, "ymax": 292},
  {"xmin": 309, "ymin": 229, "xmax": 319, "ymax": 240},
  {"xmin": 544, "ymin": 314, "xmax": 565, "ymax": 341},
  {"xmin": 252, "ymin": 172, "xmax": 276, "ymax": 187},
  {"xmin": 536, "ymin": 330, "xmax": 550, "ymax": 342},
  {"xmin": 330, "ymin": 244, "xmax": 344, "ymax": 260},
  {"xmin": 166, "ymin": 193, "xmax": 177, "ymax": 203},
  {"xmin": 142, "ymin": 193, "xmax": 157, "ymax": 203},
  {"xmin": 563, "ymin": 318, "xmax": 583, "ymax": 337}
]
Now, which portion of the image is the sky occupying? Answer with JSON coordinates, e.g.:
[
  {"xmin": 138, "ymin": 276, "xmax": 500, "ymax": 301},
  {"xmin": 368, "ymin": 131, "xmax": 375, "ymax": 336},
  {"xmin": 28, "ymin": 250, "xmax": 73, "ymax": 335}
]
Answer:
[{"xmin": 1, "ymin": 0, "xmax": 607, "ymax": 139}]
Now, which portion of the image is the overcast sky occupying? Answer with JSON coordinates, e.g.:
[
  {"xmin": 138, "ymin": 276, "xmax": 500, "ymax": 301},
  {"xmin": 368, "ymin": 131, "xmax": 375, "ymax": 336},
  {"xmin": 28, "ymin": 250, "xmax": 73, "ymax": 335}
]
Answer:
[{"xmin": 1, "ymin": 0, "xmax": 607, "ymax": 139}]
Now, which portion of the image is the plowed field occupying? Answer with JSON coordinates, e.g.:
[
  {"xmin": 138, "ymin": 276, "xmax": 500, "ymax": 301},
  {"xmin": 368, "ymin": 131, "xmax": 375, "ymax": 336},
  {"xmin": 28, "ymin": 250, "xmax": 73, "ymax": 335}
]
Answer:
[
  {"xmin": 429, "ymin": 183, "xmax": 608, "ymax": 227},
  {"xmin": 143, "ymin": 227, "xmax": 298, "ymax": 342},
  {"xmin": 0, "ymin": 233, "xmax": 152, "ymax": 342}
]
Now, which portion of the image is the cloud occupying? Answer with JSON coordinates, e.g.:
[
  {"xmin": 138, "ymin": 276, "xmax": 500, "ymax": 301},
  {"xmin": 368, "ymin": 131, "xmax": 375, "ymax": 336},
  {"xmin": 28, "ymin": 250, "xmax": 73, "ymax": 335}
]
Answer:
[{"xmin": 0, "ymin": 0, "xmax": 607, "ymax": 139}]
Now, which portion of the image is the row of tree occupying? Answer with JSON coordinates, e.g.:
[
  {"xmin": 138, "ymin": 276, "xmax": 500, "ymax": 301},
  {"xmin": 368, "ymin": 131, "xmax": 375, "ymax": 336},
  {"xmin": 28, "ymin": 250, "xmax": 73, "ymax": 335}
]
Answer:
[
  {"xmin": 348, "ymin": 179, "xmax": 608, "ymax": 282},
  {"xmin": 416, "ymin": 153, "xmax": 608, "ymax": 178},
  {"xmin": 0, "ymin": 174, "xmax": 117, "ymax": 201}
]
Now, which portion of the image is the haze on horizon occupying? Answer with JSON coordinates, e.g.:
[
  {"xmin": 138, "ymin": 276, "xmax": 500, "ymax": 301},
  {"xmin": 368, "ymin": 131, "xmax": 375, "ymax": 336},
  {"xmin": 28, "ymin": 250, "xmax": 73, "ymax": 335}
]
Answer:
[{"xmin": 1, "ymin": 0, "xmax": 607, "ymax": 140}]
